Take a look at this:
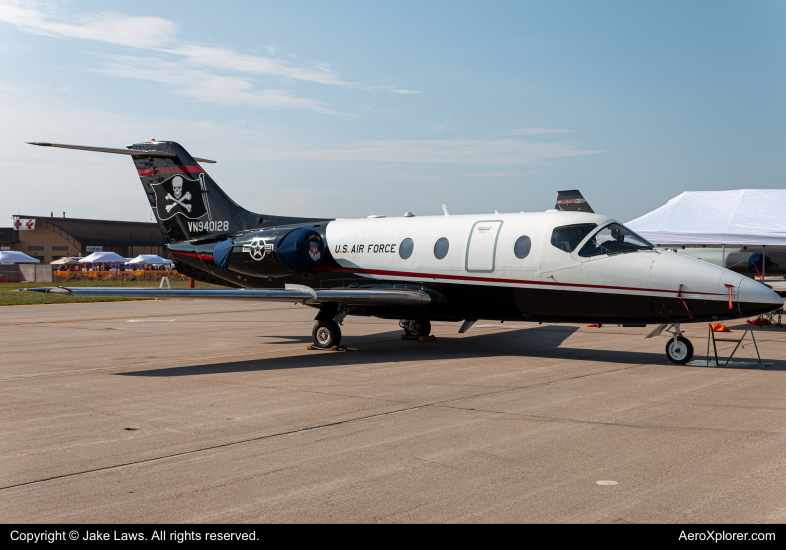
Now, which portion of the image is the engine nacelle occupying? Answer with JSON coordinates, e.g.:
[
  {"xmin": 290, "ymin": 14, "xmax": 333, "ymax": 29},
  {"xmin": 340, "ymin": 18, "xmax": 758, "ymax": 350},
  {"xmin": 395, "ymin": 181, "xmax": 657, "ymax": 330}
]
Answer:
[{"xmin": 227, "ymin": 227, "xmax": 325, "ymax": 278}]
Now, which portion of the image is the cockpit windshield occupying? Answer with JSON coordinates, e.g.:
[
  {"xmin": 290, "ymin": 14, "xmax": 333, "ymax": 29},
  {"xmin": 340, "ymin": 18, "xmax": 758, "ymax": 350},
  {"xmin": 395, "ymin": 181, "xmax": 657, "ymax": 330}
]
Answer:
[
  {"xmin": 550, "ymin": 224, "xmax": 597, "ymax": 253},
  {"xmin": 579, "ymin": 223, "xmax": 654, "ymax": 257}
]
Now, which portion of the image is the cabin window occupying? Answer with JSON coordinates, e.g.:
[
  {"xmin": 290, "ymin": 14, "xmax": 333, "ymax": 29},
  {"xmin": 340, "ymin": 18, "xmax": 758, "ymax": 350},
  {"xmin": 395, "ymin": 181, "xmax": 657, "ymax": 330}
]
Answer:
[
  {"xmin": 433, "ymin": 238, "xmax": 449, "ymax": 260},
  {"xmin": 513, "ymin": 236, "xmax": 531, "ymax": 259},
  {"xmin": 579, "ymin": 223, "xmax": 654, "ymax": 257},
  {"xmin": 550, "ymin": 224, "xmax": 597, "ymax": 253},
  {"xmin": 399, "ymin": 238, "xmax": 414, "ymax": 259}
]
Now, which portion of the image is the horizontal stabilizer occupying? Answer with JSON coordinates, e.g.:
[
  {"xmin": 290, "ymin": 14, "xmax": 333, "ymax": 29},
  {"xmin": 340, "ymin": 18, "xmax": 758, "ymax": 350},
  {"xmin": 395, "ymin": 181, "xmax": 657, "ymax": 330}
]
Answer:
[
  {"xmin": 18, "ymin": 286, "xmax": 431, "ymax": 306},
  {"xmin": 27, "ymin": 142, "xmax": 216, "ymax": 163}
]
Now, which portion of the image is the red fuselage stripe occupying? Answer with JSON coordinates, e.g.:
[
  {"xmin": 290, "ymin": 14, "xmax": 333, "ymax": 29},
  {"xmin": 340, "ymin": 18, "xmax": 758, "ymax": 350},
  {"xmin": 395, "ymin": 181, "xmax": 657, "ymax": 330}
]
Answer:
[
  {"xmin": 313, "ymin": 265, "xmax": 723, "ymax": 296},
  {"xmin": 137, "ymin": 166, "xmax": 205, "ymax": 176},
  {"xmin": 171, "ymin": 251, "xmax": 212, "ymax": 260}
]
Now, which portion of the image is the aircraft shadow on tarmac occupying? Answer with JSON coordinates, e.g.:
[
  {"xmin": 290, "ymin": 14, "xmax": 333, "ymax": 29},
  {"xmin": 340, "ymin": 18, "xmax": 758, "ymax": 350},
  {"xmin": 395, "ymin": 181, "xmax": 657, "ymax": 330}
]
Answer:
[
  {"xmin": 257, "ymin": 335, "xmax": 315, "ymax": 344},
  {"xmin": 116, "ymin": 325, "xmax": 786, "ymax": 378}
]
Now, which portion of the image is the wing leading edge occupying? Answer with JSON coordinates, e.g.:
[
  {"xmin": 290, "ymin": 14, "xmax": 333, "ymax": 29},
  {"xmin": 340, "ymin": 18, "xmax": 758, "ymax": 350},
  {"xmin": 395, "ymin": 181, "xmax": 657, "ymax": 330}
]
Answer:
[{"xmin": 18, "ymin": 285, "xmax": 431, "ymax": 306}]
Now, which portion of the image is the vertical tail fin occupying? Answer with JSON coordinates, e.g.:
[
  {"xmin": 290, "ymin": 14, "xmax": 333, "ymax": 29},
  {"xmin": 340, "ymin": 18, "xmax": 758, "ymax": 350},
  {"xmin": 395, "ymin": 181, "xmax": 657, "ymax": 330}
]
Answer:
[
  {"xmin": 131, "ymin": 141, "xmax": 328, "ymax": 242},
  {"xmin": 555, "ymin": 190, "xmax": 594, "ymax": 213},
  {"xmin": 130, "ymin": 140, "xmax": 251, "ymax": 242},
  {"xmin": 28, "ymin": 141, "xmax": 328, "ymax": 244}
]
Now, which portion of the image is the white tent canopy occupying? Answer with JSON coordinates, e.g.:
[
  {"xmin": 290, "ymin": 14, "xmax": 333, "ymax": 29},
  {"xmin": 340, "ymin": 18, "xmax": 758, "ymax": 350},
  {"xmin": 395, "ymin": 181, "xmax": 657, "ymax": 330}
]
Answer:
[
  {"xmin": 126, "ymin": 254, "xmax": 173, "ymax": 265},
  {"xmin": 0, "ymin": 250, "xmax": 41, "ymax": 264},
  {"xmin": 79, "ymin": 251, "xmax": 128, "ymax": 263},
  {"xmin": 627, "ymin": 189, "xmax": 786, "ymax": 247},
  {"xmin": 51, "ymin": 256, "xmax": 81, "ymax": 265}
]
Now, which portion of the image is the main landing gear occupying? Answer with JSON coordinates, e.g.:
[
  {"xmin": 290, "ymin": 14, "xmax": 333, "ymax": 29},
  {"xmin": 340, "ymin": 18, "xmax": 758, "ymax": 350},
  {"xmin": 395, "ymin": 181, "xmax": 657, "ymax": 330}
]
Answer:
[
  {"xmin": 311, "ymin": 305, "xmax": 347, "ymax": 348},
  {"xmin": 400, "ymin": 319, "xmax": 431, "ymax": 339},
  {"xmin": 312, "ymin": 320, "xmax": 341, "ymax": 348}
]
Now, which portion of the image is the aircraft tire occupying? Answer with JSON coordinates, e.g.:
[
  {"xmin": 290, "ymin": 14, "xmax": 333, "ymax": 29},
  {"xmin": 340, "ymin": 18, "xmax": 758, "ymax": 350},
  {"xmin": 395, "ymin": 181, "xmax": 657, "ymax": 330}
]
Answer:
[
  {"xmin": 665, "ymin": 336, "xmax": 693, "ymax": 364},
  {"xmin": 403, "ymin": 319, "xmax": 431, "ymax": 338},
  {"xmin": 313, "ymin": 320, "xmax": 341, "ymax": 348}
]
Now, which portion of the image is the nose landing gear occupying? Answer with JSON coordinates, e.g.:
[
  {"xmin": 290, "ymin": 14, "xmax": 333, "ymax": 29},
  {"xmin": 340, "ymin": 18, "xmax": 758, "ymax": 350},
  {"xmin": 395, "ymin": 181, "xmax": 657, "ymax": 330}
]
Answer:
[
  {"xmin": 662, "ymin": 323, "xmax": 694, "ymax": 364},
  {"xmin": 665, "ymin": 335, "xmax": 693, "ymax": 364},
  {"xmin": 400, "ymin": 319, "xmax": 431, "ymax": 339},
  {"xmin": 647, "ymin": 322, "xmax": 695, "ymax": 364}
]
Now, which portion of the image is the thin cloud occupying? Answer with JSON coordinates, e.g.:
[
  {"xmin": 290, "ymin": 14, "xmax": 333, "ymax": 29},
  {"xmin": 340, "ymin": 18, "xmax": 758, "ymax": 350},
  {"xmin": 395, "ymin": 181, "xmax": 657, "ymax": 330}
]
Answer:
[
  {"xmin": 255, "ymin": 139, "xmax": 603, "ymax": 165},
  {"xmin": 163, "ymin": 45, "xmax": 421, "ymax": 94},
  {"xmin": 462, "ymin": 170, "xmax": 543, "ymax": 177},
  {"xmin": 0, "ymin": 1, "xmax": 421, "ymax": 106},
  {"xmin": 163, "ymin": 44, "xmax": 353, "ymax": 87},
  {"xmin": 98, "ymin": 57, "xmax": 343, "ymax": 115},
  {"xmin": 504, "ymin": 128, "xmax": 572, "ymax": 135},
  {"xmin": 0, "ymin": 1, "xmax": 177, "ymax": 48}
]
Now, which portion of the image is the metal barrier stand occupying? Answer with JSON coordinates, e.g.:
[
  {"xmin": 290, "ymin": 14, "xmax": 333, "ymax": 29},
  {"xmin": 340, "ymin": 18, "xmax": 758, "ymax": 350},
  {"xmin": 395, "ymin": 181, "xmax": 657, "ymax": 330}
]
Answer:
[
  {"xmin": 706, "ymin": 324, "xmax": 763, "ymax": 368},
  {"xmin": 761, "ymin": 308, "xmax": 783, "ymax": 328}
]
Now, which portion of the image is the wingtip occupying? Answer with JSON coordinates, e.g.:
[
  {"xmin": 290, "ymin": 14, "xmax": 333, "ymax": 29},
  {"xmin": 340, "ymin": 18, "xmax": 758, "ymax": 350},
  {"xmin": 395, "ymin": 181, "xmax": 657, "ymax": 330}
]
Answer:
[{"xmin": 27, "ymin": 142, "xmax": 51, "ymax": 146}]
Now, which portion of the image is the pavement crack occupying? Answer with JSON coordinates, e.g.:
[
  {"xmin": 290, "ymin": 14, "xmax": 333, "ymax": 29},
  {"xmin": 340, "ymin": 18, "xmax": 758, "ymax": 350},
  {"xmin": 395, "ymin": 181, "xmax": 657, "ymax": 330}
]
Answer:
[
  {"xmin": 0, "ymin": 401, "xmax": 436, "ymax": 492},
  {"xmin": 0, "ymin": 360, "xmax": 658, "ymax": 492},
  {"xmin": 440, "ymin": 404, "xmax": 784, "ymax": 437}
]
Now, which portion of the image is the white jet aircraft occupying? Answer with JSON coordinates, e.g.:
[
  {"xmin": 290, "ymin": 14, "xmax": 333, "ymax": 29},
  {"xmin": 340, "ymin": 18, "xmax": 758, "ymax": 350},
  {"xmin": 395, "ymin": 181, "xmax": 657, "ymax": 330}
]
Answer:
[{"xmin": 23, "ymin": 141, "xmax": 783, "ymax": 364}]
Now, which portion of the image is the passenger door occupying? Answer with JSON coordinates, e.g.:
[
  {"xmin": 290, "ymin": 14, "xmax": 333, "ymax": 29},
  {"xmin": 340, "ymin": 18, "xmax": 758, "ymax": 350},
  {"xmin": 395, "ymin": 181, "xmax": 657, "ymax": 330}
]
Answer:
[{"xmin": 465, "ymin": 220, "xmax": 503, "ymax": 273}]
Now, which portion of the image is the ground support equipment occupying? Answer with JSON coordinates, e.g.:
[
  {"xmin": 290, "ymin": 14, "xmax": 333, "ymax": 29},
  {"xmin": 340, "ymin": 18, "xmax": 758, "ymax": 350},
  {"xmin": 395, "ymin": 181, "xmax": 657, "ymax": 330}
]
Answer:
[{"xmin": 705, "ymin": 324, "xmax": 765, "ymax": 368}]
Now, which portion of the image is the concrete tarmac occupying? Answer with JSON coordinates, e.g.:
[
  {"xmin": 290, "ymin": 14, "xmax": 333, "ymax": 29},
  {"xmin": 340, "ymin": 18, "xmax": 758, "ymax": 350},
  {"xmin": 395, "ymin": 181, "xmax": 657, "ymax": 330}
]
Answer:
[{"xmin": 1, "ymin": 299, "xmax": 786, "ymax": 523}]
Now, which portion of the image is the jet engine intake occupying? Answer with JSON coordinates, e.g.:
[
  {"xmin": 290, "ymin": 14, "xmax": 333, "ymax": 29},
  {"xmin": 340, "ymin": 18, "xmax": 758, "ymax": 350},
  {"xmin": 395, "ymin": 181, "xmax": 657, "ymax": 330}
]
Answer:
[{"xmin": 228, "ymin": 227, "xmax": 325, "ymax": 278}]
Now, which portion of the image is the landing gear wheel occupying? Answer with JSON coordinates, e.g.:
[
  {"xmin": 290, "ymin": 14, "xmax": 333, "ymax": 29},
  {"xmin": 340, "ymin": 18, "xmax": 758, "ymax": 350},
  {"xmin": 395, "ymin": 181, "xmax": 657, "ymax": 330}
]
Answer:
[
  {"xmin": 402, "ymin": 319, "xmax": 431, "ymax": 338},
  {"xmin": 665, "ymin": 336, "xmax": 693, "ymax": 364},
  {"xmin": 312, "ymin": 320, "xmax": 341, "ymax": 348}
]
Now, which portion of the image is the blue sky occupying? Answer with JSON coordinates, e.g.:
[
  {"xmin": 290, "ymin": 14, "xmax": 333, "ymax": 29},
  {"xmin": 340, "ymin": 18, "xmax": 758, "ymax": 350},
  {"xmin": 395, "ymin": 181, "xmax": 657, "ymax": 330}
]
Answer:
[{"xmin": 1, "ymin": 0, "xmax": 784, "ymax": 225}]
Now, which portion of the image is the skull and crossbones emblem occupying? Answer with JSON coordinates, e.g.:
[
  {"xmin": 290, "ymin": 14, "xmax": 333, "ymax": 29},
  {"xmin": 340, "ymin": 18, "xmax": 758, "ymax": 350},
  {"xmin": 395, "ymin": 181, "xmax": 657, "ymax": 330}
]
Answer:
[{"xmin": 165, "ymin": 176, "xmax": 192, "ymax": 213}]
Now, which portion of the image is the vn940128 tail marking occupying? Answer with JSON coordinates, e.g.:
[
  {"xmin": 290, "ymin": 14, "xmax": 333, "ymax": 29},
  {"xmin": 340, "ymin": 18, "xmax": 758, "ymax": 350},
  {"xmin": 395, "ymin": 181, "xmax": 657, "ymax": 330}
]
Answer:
[{"xmin": 188, "ymin": 221, "xmax": 230, "ymax": 233}]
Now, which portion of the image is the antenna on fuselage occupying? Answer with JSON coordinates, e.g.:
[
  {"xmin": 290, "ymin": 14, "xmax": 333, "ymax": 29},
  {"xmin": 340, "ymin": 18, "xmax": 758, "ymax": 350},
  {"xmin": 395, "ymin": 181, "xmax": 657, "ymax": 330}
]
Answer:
[{"xmin": 442, "ymin": 204, "xmax": 450, "ymax": 216}]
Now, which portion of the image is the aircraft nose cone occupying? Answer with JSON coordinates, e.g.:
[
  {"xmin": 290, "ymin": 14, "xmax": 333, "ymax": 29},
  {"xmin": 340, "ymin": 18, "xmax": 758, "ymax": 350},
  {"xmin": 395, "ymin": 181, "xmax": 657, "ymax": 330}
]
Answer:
[{"xmin": 737, "ymin": 277, "xmax": 783, "ymax": 314}]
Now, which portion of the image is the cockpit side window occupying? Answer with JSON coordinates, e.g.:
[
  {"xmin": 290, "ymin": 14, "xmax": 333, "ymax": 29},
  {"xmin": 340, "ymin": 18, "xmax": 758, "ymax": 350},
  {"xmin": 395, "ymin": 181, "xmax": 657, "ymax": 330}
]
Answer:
[
  {"xmin": 579, "ymin": 223, "xmax": 654, "ymax": 257},
  {"xmin": 550, "ymin": 224, "xmax": 597, "ymax": 253}
]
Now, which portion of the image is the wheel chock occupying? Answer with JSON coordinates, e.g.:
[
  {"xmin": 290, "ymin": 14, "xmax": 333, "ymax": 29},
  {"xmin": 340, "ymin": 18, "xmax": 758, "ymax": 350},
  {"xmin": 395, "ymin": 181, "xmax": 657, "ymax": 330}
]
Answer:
[
  {"xmin": 418, "ymin": 335, "xmax": 436, "ymax": 341},
  {"xmin": 307, "ymin": 344, "xmax": 348, "ymax": 351}
]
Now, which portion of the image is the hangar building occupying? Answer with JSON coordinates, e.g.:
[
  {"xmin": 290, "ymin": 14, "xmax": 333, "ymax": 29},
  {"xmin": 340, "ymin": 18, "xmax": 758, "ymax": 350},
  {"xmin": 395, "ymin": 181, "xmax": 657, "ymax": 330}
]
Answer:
[{"xmin": 3, "ymin": 215, "xmax": 166, "ymax": 264}]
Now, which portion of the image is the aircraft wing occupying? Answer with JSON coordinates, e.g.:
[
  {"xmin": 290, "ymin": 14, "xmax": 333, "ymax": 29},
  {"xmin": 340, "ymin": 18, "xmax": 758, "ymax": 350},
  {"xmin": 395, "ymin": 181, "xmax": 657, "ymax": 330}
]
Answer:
[{"xmin": 17, "ymin": 284, "xmax": 431, "ymax": 306}]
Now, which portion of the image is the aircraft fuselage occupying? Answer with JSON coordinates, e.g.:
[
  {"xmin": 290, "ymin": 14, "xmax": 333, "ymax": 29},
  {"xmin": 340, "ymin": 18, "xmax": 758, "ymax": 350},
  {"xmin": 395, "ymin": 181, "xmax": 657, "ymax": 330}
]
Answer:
[{"xmin": 169, "ymin": 211, "xmax": 781, "ymax": 325}]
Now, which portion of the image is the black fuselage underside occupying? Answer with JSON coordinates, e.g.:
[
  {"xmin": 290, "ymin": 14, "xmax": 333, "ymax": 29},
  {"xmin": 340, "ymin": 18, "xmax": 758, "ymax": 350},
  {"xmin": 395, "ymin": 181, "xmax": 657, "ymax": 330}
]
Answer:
[{"xmin": 173, "ymin": 257, "xmax": 769, "ymax": 325}]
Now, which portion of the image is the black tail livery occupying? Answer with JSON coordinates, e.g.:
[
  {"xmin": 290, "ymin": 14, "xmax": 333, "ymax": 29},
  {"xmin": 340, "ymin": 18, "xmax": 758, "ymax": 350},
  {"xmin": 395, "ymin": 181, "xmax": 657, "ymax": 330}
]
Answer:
[
  {"xmin": 555, "ymin": 189, "xmax": 594, "ymax": 213},
  {"xmin": 28, "ymin": 141, "xmax": 326, "ymax": 243}
]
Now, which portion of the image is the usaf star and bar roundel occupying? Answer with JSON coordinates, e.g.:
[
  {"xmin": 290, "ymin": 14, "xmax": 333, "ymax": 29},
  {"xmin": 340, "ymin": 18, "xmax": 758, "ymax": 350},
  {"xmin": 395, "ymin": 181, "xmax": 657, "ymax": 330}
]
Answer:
[{"xmin": 151, "ymin": 173, "xmax": 210, "ymax": 221}]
